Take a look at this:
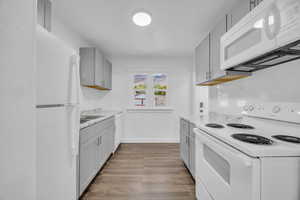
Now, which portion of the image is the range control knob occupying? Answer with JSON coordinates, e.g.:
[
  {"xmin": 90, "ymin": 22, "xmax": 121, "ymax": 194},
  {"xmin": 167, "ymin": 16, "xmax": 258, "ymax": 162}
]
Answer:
[
  {"xmin": 243, "ymin": 105, "xmax": 249, "ymax": 111},
  {"xmin": 249, "ymin": 105, "xmax": 254, "ymax": 111},
  {"xmin": 272, "ymin": 106, "xmax": 281, "ymax": 114}
]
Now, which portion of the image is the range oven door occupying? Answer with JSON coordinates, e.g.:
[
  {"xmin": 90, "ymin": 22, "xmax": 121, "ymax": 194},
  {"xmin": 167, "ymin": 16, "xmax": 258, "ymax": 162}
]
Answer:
[{"xmin": 195, "ymin": 129, "xmax": 260, "ymax": 200}]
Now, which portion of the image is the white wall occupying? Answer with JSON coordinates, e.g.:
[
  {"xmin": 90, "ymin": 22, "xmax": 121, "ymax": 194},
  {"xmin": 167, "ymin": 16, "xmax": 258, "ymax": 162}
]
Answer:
[
  {"xmin": 51, "ymin": 12, "xmax": 112, "ymax": 111},
  {"xmin": 111, "ymin": 56, "xmax": 193, "ymax": 142},
  {"xmin": 0, "ymin": 1, "xmax": 36, "ymax": 199},
  {"xmin": 52, "ymin": 10, "xmax": 194, "ymax": 142},
  {"xmin": 191, "ymin": 55, "xmax": 209, "ymax": 116}
]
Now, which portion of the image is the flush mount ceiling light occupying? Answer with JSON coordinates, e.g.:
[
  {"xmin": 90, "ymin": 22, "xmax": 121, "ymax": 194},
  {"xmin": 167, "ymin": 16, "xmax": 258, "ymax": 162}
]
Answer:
[{"xmin": 132, "ymin": 12, "xmax": 152, "ymax": 27}]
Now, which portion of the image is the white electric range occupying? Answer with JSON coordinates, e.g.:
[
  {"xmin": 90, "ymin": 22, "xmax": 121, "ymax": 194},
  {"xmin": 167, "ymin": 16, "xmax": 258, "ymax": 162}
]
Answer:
[{"xmin": 193, "ymin": 102, "xmax": 300, "ymax": 200}]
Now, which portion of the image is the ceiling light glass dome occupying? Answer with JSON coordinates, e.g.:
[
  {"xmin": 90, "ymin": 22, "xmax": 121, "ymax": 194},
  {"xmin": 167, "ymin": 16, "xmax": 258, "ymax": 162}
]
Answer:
[{"xmin": 132, "ymin": 12, "xmax": 152, "ymax": 27}]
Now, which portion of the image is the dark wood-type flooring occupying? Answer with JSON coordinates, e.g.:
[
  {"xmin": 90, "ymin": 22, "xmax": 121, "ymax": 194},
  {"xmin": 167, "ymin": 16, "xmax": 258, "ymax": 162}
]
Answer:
[{"xmin": 81, "ymin": 143, "xmax": 196, "ymax": 200}]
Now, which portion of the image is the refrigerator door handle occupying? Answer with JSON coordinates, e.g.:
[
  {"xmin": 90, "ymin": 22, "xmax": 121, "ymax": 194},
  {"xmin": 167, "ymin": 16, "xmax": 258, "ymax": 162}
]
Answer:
[
  {"xmin": 74, "ymin": 106, "xmax": 80, "ymax": 156},
  {"xmin": 69, "ymin": 54, "xmax": 80, "ymax": 156},
  {"xmin": 71, "ymin": 54, "xmax": 81, "ymax": 105}
]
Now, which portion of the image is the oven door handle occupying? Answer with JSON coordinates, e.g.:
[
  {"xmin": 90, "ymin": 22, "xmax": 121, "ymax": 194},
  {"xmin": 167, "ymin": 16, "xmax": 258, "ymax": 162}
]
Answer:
[
  {"xmin": 195, "ymin": 128, "xmax": 254, "ymax": 168},
  {"xmin": 205, "ymin": 139, "xmax": 253, "ymax": 167}
]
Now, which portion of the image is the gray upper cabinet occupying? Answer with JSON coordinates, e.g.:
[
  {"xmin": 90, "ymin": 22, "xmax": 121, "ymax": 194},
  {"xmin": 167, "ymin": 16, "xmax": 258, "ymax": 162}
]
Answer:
[
  {"xmin": 194, "ymin": 0, "xmax": 252, "ymax": 86},
  {"xmin": 210, "ymin": 16, "xmax": 227, "ymax": 79},
  {"xmin": 94, "ymin": 49, "xmax": 105, "ymax": 87},
  {"xmin": 227, "ymin": 0, "xmax": 250, "ymax": 30},
  {"xmin": 37, "ymin": 0, "xmax": 45, "ymax": 27},
  {"xmin": 103, "ymin": 58, "xmax": 112, "ymax": 90},
  {"xmin": 37, "ymin": 0, "xmax": 52, "ymax": 31},
  {"xmin": 195, "ymin": 34, "xmax": 210, "ymax": 84},
  {"xmin": 80, "ymin": 47, "xmax": 112, "ymax": 90}
]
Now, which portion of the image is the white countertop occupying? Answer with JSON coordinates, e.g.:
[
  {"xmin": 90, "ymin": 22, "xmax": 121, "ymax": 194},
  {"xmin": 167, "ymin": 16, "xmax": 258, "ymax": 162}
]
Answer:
[
  {"xmin": 180, "ymin": 113, "xmax": 300, "ymax": 157},
  {"xmin": 80, "ymin": 110, "xmax": 123, "ymax": 129}
]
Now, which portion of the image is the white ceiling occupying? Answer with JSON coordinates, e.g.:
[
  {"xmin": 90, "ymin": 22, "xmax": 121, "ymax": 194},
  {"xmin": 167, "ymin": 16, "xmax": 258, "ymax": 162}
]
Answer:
[{"xmin": 53, "ymin": 0, "xmax": 238, "ymax": 57}]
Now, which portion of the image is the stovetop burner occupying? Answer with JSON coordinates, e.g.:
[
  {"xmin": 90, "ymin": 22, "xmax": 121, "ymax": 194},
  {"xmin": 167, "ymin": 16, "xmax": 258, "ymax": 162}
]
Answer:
[
  {"xmin": 272, "ymin": 135, "xmax": 300, "ymax": 144},
  {"xmin": 205, "ymin": 123, "xmax": 224, "ymax": 129},
  {"xmin": 232, "ymin": 134, "xmax": 273, "ymax": 145},
  {"xmin": 227, "ymin": 123, "xmax": 255, "ymax": 129}
]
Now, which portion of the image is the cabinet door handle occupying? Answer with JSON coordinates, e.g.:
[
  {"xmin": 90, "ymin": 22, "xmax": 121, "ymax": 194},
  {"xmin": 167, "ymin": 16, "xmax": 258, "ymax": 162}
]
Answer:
[{"xmin": 99, "ymin": 136, "xmax": 102, "ymax": 145}]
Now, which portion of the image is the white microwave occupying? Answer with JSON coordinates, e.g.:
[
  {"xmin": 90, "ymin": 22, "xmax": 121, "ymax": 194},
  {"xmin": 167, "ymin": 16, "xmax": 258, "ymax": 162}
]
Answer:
[{"xmin": 221, "ymin": 0, "xmax": 300, "ymax": 72}]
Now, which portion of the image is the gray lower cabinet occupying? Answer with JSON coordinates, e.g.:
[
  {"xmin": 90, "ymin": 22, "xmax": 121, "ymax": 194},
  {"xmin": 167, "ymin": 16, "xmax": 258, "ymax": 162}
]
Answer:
[
  {"xmin": 180, "ymin": 118, "xmax": 196, "ymax": 179},
  {"xmin": 102, "ymin": 126, "xmax": 114, "ymax": 161},
  {"xmin": 189, "ymin": 123, "xmax": 196, "ymax": 178},
  {"xmin": 79, "ymin": 117, "xmax": 115, "ymax": 196},
  {"xmin": 180, "ymin": 119, "xmax": 190, "ymax": 168},
  {"xmin": 79, "ymin": 125, "xmax": 98, "ymax": 195},
  {"xmin": 96, "ymin": 135, "xmax": 105, "ymax": 169}
]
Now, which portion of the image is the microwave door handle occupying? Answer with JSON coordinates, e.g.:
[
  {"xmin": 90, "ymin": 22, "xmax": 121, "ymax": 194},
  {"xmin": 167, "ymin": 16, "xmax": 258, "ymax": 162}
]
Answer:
[
  {"xmin": 264, "ymin": 3, "xmax": 281, "ymax": 40},
  {"xmin": 73, "ymin": 55, "xmax": 81, "ymax": 105},
  {"xmin": 74, "ymin": 106, "xmax": 80, "ymax": 156},
  {"xmin": 73, "ymin": 55, "xmax": 80, "ymax": 156},
  {"xmin": 67, "ymin": 105, "xmax": 79, "ymax": 156},
  {"xmin": 66, "ymin": 106, "xmax": 76, "ymax": 156}
]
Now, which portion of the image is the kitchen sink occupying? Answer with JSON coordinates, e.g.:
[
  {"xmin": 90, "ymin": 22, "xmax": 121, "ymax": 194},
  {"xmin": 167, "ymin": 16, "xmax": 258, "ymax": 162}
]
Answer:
[
  {"xmin": 83, "ymin": 115, "xmax": 105, "ymax": 120},
  {"xmin": 80, "ymin": 115, "xmax": 105, "ymax": 124},
  {"xmin": 80, "ymin": 119, "xmax": 89, "ymax": 124}
]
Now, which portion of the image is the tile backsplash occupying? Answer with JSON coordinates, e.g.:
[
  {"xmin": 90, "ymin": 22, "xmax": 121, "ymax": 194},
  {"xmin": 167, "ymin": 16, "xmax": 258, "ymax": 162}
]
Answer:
[{"xmin": 209, "ymin": 59, "xmax": 300, "ymax": 115}]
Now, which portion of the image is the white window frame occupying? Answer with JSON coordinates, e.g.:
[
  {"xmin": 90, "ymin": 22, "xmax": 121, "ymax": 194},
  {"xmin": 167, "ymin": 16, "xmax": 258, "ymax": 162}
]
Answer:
[{"xmin": 131, "ymin": 71, "xmax": 169, "ymax": 108}]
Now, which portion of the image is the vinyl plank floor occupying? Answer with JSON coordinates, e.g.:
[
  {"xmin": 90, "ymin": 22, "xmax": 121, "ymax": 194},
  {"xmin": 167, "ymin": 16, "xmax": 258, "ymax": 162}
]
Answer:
[{"xmin": 81, "ymin": 143, "xmax": 196, "ymax": 200}]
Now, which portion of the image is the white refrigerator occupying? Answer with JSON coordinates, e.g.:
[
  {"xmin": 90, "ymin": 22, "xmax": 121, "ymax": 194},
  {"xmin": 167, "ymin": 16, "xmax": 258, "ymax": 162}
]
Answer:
[{"xmin": 36, "ymin": 25, "xmax": 80, "ymax": 200}]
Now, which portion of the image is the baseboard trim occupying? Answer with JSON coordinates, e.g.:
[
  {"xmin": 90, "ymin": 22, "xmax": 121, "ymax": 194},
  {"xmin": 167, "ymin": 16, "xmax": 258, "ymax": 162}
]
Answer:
[{"xmin": 121, "ymin": 138, "xmax": 179, "ymax": 143}]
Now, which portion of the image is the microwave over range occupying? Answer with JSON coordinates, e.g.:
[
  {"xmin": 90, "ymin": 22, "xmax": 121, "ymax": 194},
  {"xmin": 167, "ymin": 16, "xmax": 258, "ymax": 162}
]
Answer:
[{"xmin": 221, "ymin": 0, "xmax": 300, "ymax": 72}]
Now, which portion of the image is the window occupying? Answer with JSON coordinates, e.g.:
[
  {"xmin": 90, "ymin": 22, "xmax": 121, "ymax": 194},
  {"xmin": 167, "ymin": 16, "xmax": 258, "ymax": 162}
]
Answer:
[
  {"xmin": 133, "ymin": 73, "xmax": 168, "ymax": 107},
  {"xmin": 153, "ymin": 74, "xmax": 167, "ymax": 107},
  {"xmin": 133, "ymin": 74, "xmax": 147, "ymax": 106}
]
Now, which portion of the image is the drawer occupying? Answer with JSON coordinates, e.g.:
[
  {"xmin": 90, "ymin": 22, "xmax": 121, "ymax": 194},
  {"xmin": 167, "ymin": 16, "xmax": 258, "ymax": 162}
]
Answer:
[
  {"xmin": 80, "ymin": 116, "xmax": 115, "ymax": 144},
  {"xmin": 93, "ymin": 116, "xmax": 115, "ymax": 132}
]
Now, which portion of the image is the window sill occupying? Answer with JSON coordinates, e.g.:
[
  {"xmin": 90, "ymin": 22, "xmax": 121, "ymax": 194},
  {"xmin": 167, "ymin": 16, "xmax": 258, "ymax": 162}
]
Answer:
[{"xmin": 126, "ymin": 107, "xmax": 174, "ymax": 113}]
